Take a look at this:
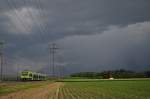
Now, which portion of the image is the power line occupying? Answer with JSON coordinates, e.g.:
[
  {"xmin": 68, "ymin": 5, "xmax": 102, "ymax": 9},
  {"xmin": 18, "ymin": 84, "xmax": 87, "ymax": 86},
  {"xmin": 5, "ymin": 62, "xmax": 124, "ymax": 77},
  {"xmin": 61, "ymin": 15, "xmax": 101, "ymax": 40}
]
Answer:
[
  {"xmin": 35, "ymin": 0, "xmax": 50, "ymax": 39},
  {"xmin": 5, "ymin": 0, "xmax": 31, "ymax": 34},
  {"xmin": 0, "ymin": 41, "xmax": 5, "ymax": 81},
  {"xmin": 23, "ymin": 0, "xmax": 47, "ymax": 42},
  {"xmin": 5, "ymin": 0, "xmax": 44, "ymax": 42},
  {"xmin": 4, "ymin": 0, "xmax": 49, "ymax": 42},
  {"xmin": 5, "ymin": 0, "xmax": 40, "ymax": 44}
]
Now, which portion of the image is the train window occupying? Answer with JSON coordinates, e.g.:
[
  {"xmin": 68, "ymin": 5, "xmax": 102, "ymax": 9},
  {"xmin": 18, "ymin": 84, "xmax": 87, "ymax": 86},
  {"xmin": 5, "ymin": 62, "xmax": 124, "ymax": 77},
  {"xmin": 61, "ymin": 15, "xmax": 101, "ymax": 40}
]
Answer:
[
  {"xmin": 29, "ymin": 74, "xmax": 32, "ymax": 77},
  {"xmin": 22, "ymin": 72, "xmax": 28, "ymax": 76},
  {"xmin": 33, "ymin": 75, "xmax": 36, "ymax": 78}
]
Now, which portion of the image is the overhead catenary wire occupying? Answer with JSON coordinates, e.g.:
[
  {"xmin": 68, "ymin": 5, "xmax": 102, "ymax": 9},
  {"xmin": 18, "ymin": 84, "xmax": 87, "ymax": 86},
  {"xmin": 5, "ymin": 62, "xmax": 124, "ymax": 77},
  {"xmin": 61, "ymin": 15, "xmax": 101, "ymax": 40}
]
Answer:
[
  {"xmin": 4, "ymin": 0, "xmax": 48, "ymax": 55},
  {"xmin": 5, "ymin": 0, "xmax": 47, "ymax": 43},
  {"xmin": 23, "ymin": 0, "xmax": 47, "ymax": 42},
  {"xmin": 4, "ymin": 0, "xmax": 37, "ymax": 43},
  {"xmin": 34, "ymin": 0, "xmax": 50, "ymax": 39},
  {"xmin": 4, "ymin": 0, "xmax": 50, "ymax": 43},
  {"xmin": 5, "ymin": 0, "xmax": 31, "ymax": 34}
]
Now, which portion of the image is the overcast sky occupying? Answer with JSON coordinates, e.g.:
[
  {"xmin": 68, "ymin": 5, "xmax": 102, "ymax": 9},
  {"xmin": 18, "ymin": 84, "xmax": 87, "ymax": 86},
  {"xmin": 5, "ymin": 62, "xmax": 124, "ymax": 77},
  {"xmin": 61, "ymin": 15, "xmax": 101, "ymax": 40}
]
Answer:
[{"xmin": 0, "ymin": 0, "xmax": 150, "ymax": 75}]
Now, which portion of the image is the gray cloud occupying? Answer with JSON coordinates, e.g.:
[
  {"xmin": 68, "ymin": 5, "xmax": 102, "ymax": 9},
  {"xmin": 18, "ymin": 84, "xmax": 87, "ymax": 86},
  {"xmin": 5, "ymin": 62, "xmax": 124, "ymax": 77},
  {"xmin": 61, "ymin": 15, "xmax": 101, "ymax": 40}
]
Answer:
[
  {"xmin": 1, "ymin": 0, "xmax": 150, "ymax": 35},
  {"xmin": 0, "ymin": 0, "xmax": 150, "ymax": 75},
  {"xmin": 57, "ymin": 21, "xmax": 150, "ymax": 73}
]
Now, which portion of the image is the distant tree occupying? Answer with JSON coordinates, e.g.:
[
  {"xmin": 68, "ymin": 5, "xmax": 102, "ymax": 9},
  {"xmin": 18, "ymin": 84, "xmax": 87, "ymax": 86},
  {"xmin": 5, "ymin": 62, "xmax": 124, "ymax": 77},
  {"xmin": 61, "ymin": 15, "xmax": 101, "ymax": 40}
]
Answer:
[
  {"xmin": 70, "ymin": 69, "xmax": 148, "ymax": 79},
  {"xmin": 144, "ymin": 71, "xmax": 150, "ymax": 78}
]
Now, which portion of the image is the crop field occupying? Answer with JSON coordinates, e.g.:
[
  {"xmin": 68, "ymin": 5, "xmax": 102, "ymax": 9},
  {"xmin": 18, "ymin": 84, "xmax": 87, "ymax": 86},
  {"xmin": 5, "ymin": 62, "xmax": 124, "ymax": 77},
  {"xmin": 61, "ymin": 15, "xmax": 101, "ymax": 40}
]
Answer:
[
  {"xmin": 0, "ymin": 79, "xmax": 150, "ymax": 99},
  {"xmin": 58, "ymin": 79, "xmax": 150, "ymax": 99}
]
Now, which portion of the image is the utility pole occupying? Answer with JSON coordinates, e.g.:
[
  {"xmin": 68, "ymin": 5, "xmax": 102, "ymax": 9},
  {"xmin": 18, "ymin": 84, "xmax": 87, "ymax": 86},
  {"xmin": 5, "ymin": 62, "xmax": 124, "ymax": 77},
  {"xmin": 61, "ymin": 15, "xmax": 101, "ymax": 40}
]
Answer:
[
  {"xmin": 49, "ymin": 43, "xmax": 58, "ymax": 78},
  {"xmin": 16, "ymin": 65, "xmax": 19, "ymax": 81},
  {"xmin": 62, "ymin": 65, "xmax": 65, "ymax": 78},
  {"xmin": 0, "ymin": 41, "xmax": 4, "ymax": 81},
  {"xmin": 60, "ymin": 65, "xmax": 62, "ymax": 79}
]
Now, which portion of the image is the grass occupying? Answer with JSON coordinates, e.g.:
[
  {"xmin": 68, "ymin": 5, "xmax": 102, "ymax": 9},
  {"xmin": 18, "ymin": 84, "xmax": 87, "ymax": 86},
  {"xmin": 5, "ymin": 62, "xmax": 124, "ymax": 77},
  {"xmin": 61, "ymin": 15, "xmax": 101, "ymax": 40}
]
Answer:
[
  {"xmin": 58, "ymin": 79, "xmax": 150, "ymax": 99},
  {"xmin": 0, "ymin": 81, "xmax": 52, "ymax": 95}
]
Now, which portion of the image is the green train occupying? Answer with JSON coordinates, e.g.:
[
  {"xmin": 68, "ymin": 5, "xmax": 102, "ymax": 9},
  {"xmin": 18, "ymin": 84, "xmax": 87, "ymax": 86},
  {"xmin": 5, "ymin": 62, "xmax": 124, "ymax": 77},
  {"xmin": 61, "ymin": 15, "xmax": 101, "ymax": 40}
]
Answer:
[{"xmin": 21, "ymin": 70, "xmax": 47, "ymax": 81}]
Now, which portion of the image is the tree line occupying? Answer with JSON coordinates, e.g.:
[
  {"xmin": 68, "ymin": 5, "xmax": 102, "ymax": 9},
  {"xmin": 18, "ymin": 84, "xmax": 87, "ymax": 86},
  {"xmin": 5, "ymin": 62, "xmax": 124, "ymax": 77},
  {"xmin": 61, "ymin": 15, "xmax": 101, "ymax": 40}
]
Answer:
[{"xmin": 70, "ymin": 69, "xmax": 150, "ymax": 79}]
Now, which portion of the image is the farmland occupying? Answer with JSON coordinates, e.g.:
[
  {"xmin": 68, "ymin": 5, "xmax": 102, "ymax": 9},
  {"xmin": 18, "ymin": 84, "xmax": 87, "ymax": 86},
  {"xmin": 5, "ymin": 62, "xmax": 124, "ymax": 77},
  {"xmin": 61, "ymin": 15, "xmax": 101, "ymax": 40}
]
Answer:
[
  {"xmin": 58, "ymin": 79, "xmax": 150, "ymax": 99},
  {"xmin": 0, "ymin": 79, "xmax": 150, "ymax": 99}
]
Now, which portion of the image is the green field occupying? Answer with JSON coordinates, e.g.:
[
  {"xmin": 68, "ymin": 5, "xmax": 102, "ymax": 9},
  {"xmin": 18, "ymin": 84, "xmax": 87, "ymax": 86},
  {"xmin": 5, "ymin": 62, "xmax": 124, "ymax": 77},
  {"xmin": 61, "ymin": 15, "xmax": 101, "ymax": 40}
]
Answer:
[
  {"xmin": 58, "ymin": 79, "xmax": 150, "ymax": 99},
  {"xmin": 0, "ymin": 79, "xmax": 150, "ymax": 99}
]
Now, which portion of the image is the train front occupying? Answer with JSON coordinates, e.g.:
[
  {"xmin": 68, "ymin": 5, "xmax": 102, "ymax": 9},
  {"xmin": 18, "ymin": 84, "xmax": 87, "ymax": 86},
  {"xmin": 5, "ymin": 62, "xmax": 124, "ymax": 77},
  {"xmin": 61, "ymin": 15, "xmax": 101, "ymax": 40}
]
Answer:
[{"xmin": 21, "ymin": 70, "xmax": 33, "ymax": 81}]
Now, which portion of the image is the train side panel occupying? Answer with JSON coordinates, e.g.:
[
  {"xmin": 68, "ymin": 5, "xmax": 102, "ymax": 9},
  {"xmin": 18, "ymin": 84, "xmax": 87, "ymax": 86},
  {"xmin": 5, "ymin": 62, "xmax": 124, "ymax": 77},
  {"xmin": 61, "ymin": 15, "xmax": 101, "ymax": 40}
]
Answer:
[{"xmin": 21, "ymin": 71, "xmax": 47, "ymax": 81}]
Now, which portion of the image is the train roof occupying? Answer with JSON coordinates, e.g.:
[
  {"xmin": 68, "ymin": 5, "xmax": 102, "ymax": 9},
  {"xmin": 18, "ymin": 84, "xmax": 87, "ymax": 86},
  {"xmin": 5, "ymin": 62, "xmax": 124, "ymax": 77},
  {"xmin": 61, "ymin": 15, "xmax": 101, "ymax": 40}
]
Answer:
[{"xmin": 21, "ymin": 70, "xmax": 46, "ymax": 76}]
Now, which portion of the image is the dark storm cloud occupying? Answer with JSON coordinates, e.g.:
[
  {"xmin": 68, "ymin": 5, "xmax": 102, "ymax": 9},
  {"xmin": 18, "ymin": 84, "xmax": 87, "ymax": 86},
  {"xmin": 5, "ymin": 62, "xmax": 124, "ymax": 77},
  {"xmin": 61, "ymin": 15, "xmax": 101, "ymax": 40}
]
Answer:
[
  {"xmin": 57, "ymin": 21, "xmax": 150, "ymax": 73},
  {"xmin": 1, "ymin": 0, "xmax": 150, "ymax": 36},
  {"xmin": 0, "ymin": 0, "xmax": 150, "ymax": 75}
]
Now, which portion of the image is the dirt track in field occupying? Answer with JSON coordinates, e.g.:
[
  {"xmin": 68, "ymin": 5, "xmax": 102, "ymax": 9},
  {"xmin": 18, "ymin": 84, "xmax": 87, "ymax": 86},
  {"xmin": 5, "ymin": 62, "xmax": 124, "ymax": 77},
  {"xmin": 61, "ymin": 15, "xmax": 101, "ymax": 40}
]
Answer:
[{"xmin": 0, "ymin": 82, "xmax": 63, "ymax": 99}]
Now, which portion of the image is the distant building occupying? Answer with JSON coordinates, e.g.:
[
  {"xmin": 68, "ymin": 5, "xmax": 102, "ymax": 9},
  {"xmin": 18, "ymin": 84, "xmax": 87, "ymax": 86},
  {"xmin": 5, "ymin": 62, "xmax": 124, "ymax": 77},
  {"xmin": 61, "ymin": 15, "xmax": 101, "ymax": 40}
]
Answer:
[
  {"xmin": 108, "ymin": 71, "xmax": 114, "ymax": 79},
  {"xmin": 109, "ymin": 77, "xmax": 114, "ymax": 80}
]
